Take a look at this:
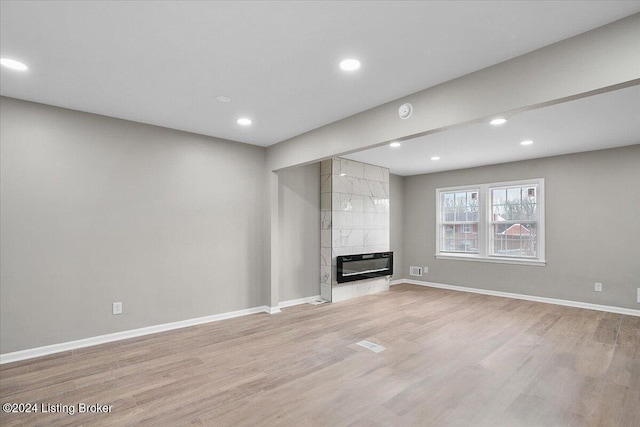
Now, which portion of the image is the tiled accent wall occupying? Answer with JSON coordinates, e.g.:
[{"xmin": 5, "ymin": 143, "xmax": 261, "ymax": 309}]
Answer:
[
  {"xmin": 320, "ymin": 160, "xmax": 333, "ymax": 301},
  {"xmin": 320, "ymin": 158, "xmax": 390, "ymax": 303}
]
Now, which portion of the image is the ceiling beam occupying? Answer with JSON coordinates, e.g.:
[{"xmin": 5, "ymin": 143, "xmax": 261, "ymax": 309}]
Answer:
[{"xmin": 267, "ymin": 13, "xmax": 640, "ymax": 171}]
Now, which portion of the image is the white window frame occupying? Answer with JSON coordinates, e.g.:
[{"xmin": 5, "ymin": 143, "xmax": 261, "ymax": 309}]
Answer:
[
  {"xmin": 435, "ymin": 178, "xmax": 545, "ymax": 266},
  {"xmin": 438, "ymin": 188, "xmax": 480, "ymax": 255}
]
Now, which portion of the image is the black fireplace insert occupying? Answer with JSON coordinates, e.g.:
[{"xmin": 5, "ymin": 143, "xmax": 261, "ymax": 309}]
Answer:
[{"xmin": 336, "ymin": 251, "xmax": 393, "ymax": 283}]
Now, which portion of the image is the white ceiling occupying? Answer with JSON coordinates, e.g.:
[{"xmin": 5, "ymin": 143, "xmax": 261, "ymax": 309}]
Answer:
[
  {"xmin": 344, "ymin": 85, "xmax": 640, "ymax": 176},
  {"xmin": 1, "ymin": 1, "xmax": 639, "ymax": 147}
]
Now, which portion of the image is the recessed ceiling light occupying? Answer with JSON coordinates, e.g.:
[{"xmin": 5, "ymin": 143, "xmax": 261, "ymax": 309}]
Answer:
[
  {"xmin": 216, "ymin": 95, "xmax": 231, "ymax": 103},
  {"xmin": 340, "ymin": 173, "xmax": 347, "ymax": 177},
  {"xmin": 0, "ymin": 58, "xmax": 28, "ymax": 71},
  {"xmin": 520, "ymin": 140, "xmax": 534, "ymax": 146},
  {"xmin": 431, "ymin": 156, "xmax": 440, "ymax": 161},
  {"xmin": 237, "ymin": 118, "xmax": 252, "ymax": 126},
  {"xmin": 339, "ymin": 59, "xmax": 361, "ymax": 71},
  {"xmin": 490, "ymin": 118, "xmax": 507, "ymax": 126},
  {"xmin": 390, "ymin": 142, "xmax": 401, "ymax": 148}
]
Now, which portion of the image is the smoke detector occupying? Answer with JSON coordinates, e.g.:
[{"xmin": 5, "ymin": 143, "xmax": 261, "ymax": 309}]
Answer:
[{"xmin": 399, "ymin": 103, "xmax": 413, "ymax": 119}]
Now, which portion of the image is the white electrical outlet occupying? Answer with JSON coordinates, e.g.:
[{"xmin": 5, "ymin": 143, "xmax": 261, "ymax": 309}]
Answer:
[
  {"xmin": 594, "ymin": 282, "xmax": 603, "ymax": 292},
  {"xmin": 637, "ymin": 288, "xmax": 640, "ymax": 303},
  {"xmin": 423, "ymin": 266, "xmax": 429, "ymax": 274},
  {"xmin": 112, "ymin": 302, "xmax": 123, "ymax": 315}
]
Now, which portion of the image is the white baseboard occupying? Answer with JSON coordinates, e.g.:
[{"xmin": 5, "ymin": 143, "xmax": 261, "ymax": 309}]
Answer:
[
  {"xmin": 6, "ymin": 282, "xmax": 632, "ymax": 365},
  {"xmin": 396, "ymin": 279, "xmax": 640, "ymax": 317},
  {"xmin": 278, "ymin": 295, "xmax": 322, "ymax": 309},
  {"xmin": 1, "ymin": 305, "xmax": 273, "ymax": 365},
  {"xmin": 1, "ymin": 294, "xmax": 324, "ymax": 364}
]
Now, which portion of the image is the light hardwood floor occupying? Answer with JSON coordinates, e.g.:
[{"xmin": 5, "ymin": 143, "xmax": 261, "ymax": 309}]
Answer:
[{"xmin": 1, "ymin": 284, "xmax": 639, "ymax": 426}]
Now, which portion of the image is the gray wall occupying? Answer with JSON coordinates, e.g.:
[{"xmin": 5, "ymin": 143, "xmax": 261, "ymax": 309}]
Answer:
[
  {"xmin": 0, "ymin": 97, "xmax": 268, "ymax": 353},
  {"xmin": 402, "ymin": 145, "xmax": 640, "ymax": 309},
  {"xmin": 278, "ymin": 164, "xmax": 320, "ymax": 301},
  {"xmin": 389, "ymin": 174, "xmax": 405, "ymax": 281},
  {"xmin": 3, "ymin": 95, "xmax": 637, "ymax": 355}
]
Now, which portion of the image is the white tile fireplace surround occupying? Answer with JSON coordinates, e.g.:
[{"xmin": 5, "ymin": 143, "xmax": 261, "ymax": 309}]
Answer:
[{"xmin": 320, "ymin": 158, "xmax": 390, "ymax": 302}]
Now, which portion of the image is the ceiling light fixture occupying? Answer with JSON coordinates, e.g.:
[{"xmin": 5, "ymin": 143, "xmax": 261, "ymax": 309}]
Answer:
[
  {"xmin": 390, "ymin": 142, "xmax": 401, "ymax": 148},
  {"xmin": 339, "ymin": 59, "xmax": 361, "ymax": 72},
  {"xmin": 490, "ymin": 118, "xmax": 507, "ymax": 126},
  {"xmin": 431, "ymin": 156, "xmax": 440, "ymax": 161},
  {"xmin": 237, "ymin": 118, "xmax": 252, "ymax": 126},
  {"xmin": 0, "ymin": 58, "xmax": 28, "ymax": 71},
  {"xmin": 520, "ymin": 140, "xmax": 534, "ymax": 146}
]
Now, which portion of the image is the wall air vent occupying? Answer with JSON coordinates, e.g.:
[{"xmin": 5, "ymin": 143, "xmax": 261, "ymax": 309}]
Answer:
[{"xmin": 409, "ymin": 266, "xmax": 422, "ymax": 277}]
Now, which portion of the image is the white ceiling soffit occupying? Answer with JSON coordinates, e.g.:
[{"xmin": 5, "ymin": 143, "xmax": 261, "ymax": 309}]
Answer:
[
  {"xmin": 1, "ymin": 1, "xmax": 640, "ymax": 147},
  {"xmin": 343, "ymin": 85, "xmax": 640, "ymax": 176}
]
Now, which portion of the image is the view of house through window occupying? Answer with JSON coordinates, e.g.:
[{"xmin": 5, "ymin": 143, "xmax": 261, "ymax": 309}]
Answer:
[
  {"xmin": 491, "ymin": 185, "xmax": 538, "ymax": 258},
  {"xmin": 440, "ymin": 190, "xmax": 479, "ymax": 253},
  {"xmin": 436, "ymin": 179, "xmax": 545, "ymax": 265}
]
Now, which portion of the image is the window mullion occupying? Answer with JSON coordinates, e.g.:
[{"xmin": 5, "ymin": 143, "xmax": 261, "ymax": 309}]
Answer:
[{"xmin": 478, "ymin": 184, "xmax": 488, "ymax": 258}]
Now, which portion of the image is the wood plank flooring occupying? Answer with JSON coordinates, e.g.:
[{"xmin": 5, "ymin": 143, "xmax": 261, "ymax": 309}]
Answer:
[{"xmin": 1, "ymin": 284, "xmax": 638, "ymax": 426}]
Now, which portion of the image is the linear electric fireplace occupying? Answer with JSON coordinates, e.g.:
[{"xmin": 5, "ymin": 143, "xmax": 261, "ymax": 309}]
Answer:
[{"xmin": 336, "ymin": 251, "xmax": 393, "ymax": 284}]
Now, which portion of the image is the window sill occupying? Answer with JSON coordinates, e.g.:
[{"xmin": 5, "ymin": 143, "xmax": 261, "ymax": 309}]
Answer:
[{"xmin": 435, "ymin": 253, "xmax": 546, "ymax": 267}]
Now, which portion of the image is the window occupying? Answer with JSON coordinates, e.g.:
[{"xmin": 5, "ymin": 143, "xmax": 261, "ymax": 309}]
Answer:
[
  {"xmin": 440, "ymin": 189, "xmax": 479, "ymax": 254},
  {"xmin": 436, "ymin": 179, "xmax": 545, "ymax": 266}
]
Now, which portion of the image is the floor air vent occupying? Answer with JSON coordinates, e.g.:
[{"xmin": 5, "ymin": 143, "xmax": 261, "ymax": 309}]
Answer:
[{"xmin": 356, "ymin": 340, "xmax": 386, "ymax": 353}]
